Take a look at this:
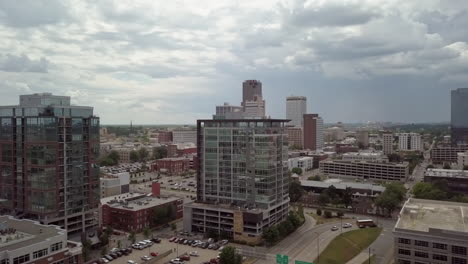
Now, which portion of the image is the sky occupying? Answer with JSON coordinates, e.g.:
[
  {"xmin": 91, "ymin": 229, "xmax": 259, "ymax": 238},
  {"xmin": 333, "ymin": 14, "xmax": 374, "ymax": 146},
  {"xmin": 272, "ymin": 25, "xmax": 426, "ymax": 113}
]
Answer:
[{"xmin": 0, "ymin": 0, "xmax": 467, "ymax": 124}]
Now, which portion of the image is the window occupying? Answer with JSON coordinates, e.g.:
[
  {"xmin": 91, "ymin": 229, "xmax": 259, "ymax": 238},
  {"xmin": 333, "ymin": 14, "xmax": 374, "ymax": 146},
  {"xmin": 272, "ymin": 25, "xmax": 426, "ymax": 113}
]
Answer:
[
  {"xmin": 33, "ymin": 248, "xmax": 48, "ymax": 259},
  {"xmin": 398, "ymin": 238, "xmax": 411, "ymax": 244},
  {"xmin": 414, "ymin": 240, "xmax": 429, "ymax": 247},
  {"xmin": 398, "ymin": 260, "xmax": 410, "ymax": 264},
  {"xmin": 453, "ymin": 246, "xmax": 468, "ymax": 256},
  {"xmin": 1, "ymin": 259, "xmax": 10, "ymax": 264},
  {"xmin": 13, "ymin": 254, "xmax": 29, "ymax": 264},
  {"xmin": 452, "ymin": 257, "xmax": 467, "ymax": 264},
  {"xmin": 398, "ymin": 249, "xmax": 411, "ymax": 256},
  {"xmin": 414, "ymin": 251, "xmax": 428, "ymax": 258},
  {"xmin": 433, "ymin": 243, "xmax": 447, "ymax": 250},
  {"xmin": 433, "ymin": 254, "xmax": 448, "ymax": 261},
  {"xmin": 51, "ymin": 242, "xmax": 63, "ymax": 252}
]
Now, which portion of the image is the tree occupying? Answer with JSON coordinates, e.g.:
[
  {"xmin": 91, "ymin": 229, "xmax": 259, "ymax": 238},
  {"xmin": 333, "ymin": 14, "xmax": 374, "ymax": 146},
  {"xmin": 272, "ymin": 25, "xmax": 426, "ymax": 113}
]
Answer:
[
  {"xmin": 443, "ymin": 163, "xmax": 451, "ymax": 169},
  {"xmin": 387, "ymin": 153, "xmax": 402, "ymax": 163},
  {"xmin": 128, "ymin": 231, "xmax": 136, "ymax": 244},
  {"xmin": 101, "ymin": 246, "xmax": 108, "ymax": 256},
  {"xmin": 288, "ymin": 211, "xmax": 302, "ymax": 228},
  {"xmin": 427, "ymin": 164, "xmax": 435, "ymax": 169},
  {"xmin": 291, "ymin": 167, "xmax": 303, "ymax": 175},
  {"xmin": 138, "ymin": 147, "xmax": 149, "ymax": 161},
  {"xmin": 143, "ymin": 227, "xmax": 150, "ymax": 238},
  {"xmin": 289, "ymin": 181, "xmax": 304, "ymax": 202},
  {"xmin": 316, "ymin": 208, "xmax": 322, "ymax": 216},
  {"xmin": 318, "ymin": 192, "xmax": 330, "ymax": 205},
  {"xmin": 130, "ymin": 150, "xmax": 139, "ymax": 163},
  {"xmin": 152, "ymin": 146, "xmax": 168, "ymax": 160},
  {"xmin": 262, "ymin": 226, "xmax": 279, "ymax": 245},
  {"xmin": 342, "ymin": 187, "xmax": 354, "ymax": 208},
  {"xmin": 171, "ymin": 223, "xmax": 177, "ymax": 230},
  {"xmin": 117, "ymin": 240, "xmax": 121, "ymax": 248},
  {"xmin": 464, "ymin": 165, "xmax": 468, "ymax": 171},
  {"xmin": 336, "ymin": 211, "xmax": 344, "ymax": 218},
  {"xmin": 108, "ymin": 150, "xmax": 120, "ymax": 164},
  {"xmin": 412, "ymin": 182, "xmax": 447, "ymax": 200},
  {"xmin": 81, "ymin": 239, "xmax": 92, "ymax": 261},
  {"xmin": 308, "ymin": 175, "xmax": 322, "ymax": 181},
  {"xmin": 219, "ymin": 246, "xmax": 242, "ymax": 264},
  {"xmin": 324, "ymin": 211, "xmax": 332, "ymax": 218},
  {"xmin": 326, "ymin": 185, "xmax": 338, "ymax": 200}
]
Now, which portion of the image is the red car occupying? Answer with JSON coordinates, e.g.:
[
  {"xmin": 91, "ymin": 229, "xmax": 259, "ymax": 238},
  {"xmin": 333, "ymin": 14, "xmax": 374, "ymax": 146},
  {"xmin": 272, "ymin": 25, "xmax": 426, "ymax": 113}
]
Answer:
[
  {"xmin": 210, "ymin": 258, "xmax": 219, "ymax": 264},
  {"xmin": 179, "ymin": 255, "xmax": 190, "ymax": 261},
  {"xmin": 150, "ymin": 252, "xmax": 159, "ymax": 257}
]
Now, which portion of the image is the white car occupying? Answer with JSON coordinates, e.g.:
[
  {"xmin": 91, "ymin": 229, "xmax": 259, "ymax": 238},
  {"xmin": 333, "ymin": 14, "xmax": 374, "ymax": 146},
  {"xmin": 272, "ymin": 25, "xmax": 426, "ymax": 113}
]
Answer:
[
  {"xmin": 343, "ymin": 223, "xmax": 352, "ymax": 228},
  {"xmin": 101, "ymin": 258, "xmax": 109, "ymax": 263},
  {"xmin": 189, "ymin": 251, "xmax": 199, "ymax": 256},
  {"xmin": 331, "ymin": 226, "xmax": 339, "ymax": 231},
  {"xmin": 141, "ymin": 256, "xmax": 151, "ymax": 261},
  {"xmin": 127, "ymin": 261, "xmax": 137, "ymax": 264}
]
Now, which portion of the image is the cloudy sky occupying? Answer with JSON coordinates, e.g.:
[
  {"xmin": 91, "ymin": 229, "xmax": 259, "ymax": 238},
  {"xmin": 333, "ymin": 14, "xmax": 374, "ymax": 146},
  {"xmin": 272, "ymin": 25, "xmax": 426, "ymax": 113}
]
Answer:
[{"xmin": 1, "ymin": 0, "xmax": 467, "ymax": 124}]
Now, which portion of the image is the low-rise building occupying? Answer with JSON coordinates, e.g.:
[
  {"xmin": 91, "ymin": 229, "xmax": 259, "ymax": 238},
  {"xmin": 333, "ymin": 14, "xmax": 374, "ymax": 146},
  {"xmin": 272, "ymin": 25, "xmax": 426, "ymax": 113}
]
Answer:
[
  {"xmin": 100, "ymin": 191, "xmax": 183, "ymax": 232},
  {"xmin": 342, "ymin": 151, "xmax": 388, "ymax": 162},
  {"xmin": 288, "ymin": 156, "xmax": 313, "ymax": 171},
  {"xmin": 431, "ymin": 145, "xmax": 468, "ymax": 164},
  {"xmin": 424, "ymin": 168, "xmax": 468, "ymax": 194},
  {"xmin": 320, "ymin": 160, "xmax": 409, "ymax": 182},
  {"xmin": 157, "ymin": 131, "xmax": 173, "ymax": 144},
  {"xmin": 0, "ymin": 215, "xmax": 83, "ymax": 264},
  {"xmin": 335, "ymin": 143, "xmax": 359, "ymax": 154},
  {"xmin": 457, "ymin": 151, "xmax": 468, "ymax": 170},
  {"xmin": 172, "ymin": 129, "xmax": 197, "ymax": 144},
  {"xmin": 300, "ymin": 180, "xmax": 385, "ymax": 197},
  {"xmin": 152, "ymin": 157, "xmax": 190, "ymax": 174},
  {"xmin": 393, "ymin": 198, "xmax": 468, "ymax": 264},
  {"xmin": 100, "ymin": 172, "xmax": 130, "ymax": 198}
]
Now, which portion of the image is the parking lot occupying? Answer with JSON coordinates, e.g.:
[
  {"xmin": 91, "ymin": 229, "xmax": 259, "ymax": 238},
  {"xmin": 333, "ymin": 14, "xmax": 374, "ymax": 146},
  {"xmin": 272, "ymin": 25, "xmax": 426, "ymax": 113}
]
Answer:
[{"xmin": 98, "ymin": 237, "xmax": 223, "ymax": 264}]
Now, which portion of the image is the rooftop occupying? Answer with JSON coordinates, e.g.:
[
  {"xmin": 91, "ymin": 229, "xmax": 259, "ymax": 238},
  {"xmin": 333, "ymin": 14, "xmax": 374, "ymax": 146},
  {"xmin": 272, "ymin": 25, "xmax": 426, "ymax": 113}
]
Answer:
[
  {"xmin": 300, "ymin": 180, "xmax": 385, "ymax": 192},
  {"xmin": 0, "ymin": 215, "xmax": 65, "ymax": 252},
  {"xmin": 321, "ymin": 159, "xmax": 408, "ymax": 166},
  {"xmin": 101, "ymin": 192, "xmax": 181, "ymax": 211},
  {"xmin": 395, "ymin": 198, "xmax": 468, "ymax": 233},
  {"xmin": 425, "ymin": 168, "xmax": 468, "ymax": 178},
  {"xmin": 343, "ymin": 151, "xmax": 384, "ymax": 157}
]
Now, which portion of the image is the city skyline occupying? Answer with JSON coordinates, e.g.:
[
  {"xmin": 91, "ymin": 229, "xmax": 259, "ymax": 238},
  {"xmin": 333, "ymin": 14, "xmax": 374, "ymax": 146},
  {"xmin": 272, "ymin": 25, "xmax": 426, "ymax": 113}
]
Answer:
[{"xmin": 1, "ymin": 1, "xmax": 467, "ymax": 124}]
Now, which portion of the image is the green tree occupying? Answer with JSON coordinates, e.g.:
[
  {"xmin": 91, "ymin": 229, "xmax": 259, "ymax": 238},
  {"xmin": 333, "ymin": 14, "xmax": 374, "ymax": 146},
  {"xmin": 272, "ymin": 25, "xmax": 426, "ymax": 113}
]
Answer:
[
  {"xmin": 308, "ymin": 175, "xmax": 322, "ymax": 181},
  {"xmin": 81, "ymin": 239, "xmax": 92, "ymax": 261},
  {"xmin": 288, "ymin": 211, "xmax": 302, "ymax": 228},
  {"xmin": 219, "ymin": 246, "xmax": 242, "ymax": 264},
  {"xmin": 101, "ymin": 245, "xmax": 108, "ymax": 256},
  {"xmin": 289, "ymin": 181, "xmax": 304, "ymax": 202},
  {"xmin": 152, "ymin": 206, "xmax": 169, "ymax": 226},
  {"xmin": 291, "ymin": 167, "xmax": 303, "ymax": 175},
  {"xmin": 128, "ymin": 231, "xmax": 136, "ymax": 244},
  {"xmin": 99, "ymin": 156, "xmax": 117, "ymax": 166},
  {"xmin": 108, "ymin": 150, "xmax": 120, "ymax": 164},
  {"xmin": 342, "ymin": 187, "xmax": 354, "ymax": 208},
  {"xmin": 387, "ymin": 153, "xmax": 402, "ymax": 162},
  {"xmin": 117, "ymin": 240, "xmax": 121, "ymax": 249},
  {"xmin": 143, "ymin": 227, "xmax": 150, "ymax": 238},
  {"xmin": 336, "ymin": 211, "xmax": 344, "ymax": 218},
  {"xmin": 464, "ymin": 165, "xmax": 468, "ymax": 170},
  {"xmin": 427, "ymin": 164, "xmax": 435, "ymax": 169},
  {"xmin": 138, "ymin": 147, "xmax": 149, "ymax": 161},
  {"xmin": 412, "ymin": 182, "xmax": 447, "ymax": 200},
  {"xmin": 316, "ymin": 208, "xmax": 322, "ymax": 216},
  {"xmin": 318, "ymin": 192, "xmax": 330, "ymax": 205},
  {"xmin": 324, "ymin": 211, "xmax": 332, "ymax": 218},
  {"xmin": 443, "ymin": 163, "xmax": 451, "ymax": 169},
  {"xmin": 152, "ymin": 146, "xmax": 168, "ymax": 160},
  {"xmin": 130, "ymin": 150, "xmax": 139, "ymax": 163},
  {"xmin": 262, "ymin": 226, "xmax": 280, "ymax": 246},
  {"xmin": 171, "ymin": 223, "xmax": 177, "ymax": 230}
]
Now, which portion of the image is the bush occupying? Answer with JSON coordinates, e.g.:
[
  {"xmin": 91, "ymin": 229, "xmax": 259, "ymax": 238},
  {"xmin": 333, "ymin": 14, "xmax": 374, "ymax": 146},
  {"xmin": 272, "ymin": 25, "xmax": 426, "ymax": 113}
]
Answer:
[
  {"xmin": 336, "ymin": 211, "xmax": 344, "ymax": 218},
  {"xmin": 316, "ymin": 208, "xmax": 322, "ymax": 216},
  {"xmin": 324, "ymin": 211, "xmax": 332, "ymax": 218}
]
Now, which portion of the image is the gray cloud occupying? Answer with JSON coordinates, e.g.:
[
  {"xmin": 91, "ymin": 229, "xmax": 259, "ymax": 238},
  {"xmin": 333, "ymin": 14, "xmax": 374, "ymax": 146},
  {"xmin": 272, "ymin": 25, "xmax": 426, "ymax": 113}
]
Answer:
[
  {"xmin": 0, "ymin": 54, "xmax": 50, "ymax": 73},
  {"xmin": 0, "ymin": 0, "xmax": 69, "ymax": 28}
]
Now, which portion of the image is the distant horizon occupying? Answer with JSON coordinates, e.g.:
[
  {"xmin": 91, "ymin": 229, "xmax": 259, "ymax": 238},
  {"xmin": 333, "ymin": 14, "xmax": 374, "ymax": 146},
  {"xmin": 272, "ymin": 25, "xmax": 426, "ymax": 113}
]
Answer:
[{"xmin": 101, "ymin": 121, "xmax": 451, "ymax": 126}]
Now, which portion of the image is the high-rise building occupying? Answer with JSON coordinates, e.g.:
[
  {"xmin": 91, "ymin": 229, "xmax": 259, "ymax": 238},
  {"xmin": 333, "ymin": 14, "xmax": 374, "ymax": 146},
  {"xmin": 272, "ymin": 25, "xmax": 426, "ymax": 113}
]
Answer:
[
  {"xmin": 397, "ymin": 133, "xmax": 422, "ymax": 151},
  {"xmin": 383, "ymin": 132, "xmax": 394, "ymax": 155},
  {"xmin": 356, "ymin": 129, "xmax": 369, "ymax": 148},
  {"xmin": 0, "ymin": 93, "xmax": 100, "ymax": 235},
  {"xmin": 303, "ymin": 114, "xmax": 323, "ymax": 151},
  {"xmin": 243, "ymin": 96, "xmax": 266, "ymax": 118},
  {"xmin": 214, "ymin": 103, "xmax": 244, "ymax": 119},
  {"xmin": 286, "ymin": 96, "xmax": 307, "ymax": 127},
  {"xmin": 172, "ymin": 128, "xmax": 197, "ymax": 144},
  {"xmin": 184, "ymin": 119, "xmax": 290, "ymax": 244},
  {"xmin": 242, "ymin": 80, "xmax": 262, "ymax": 106},
  {"xmin": 451, "ymin": 88, "xmax": 468, "ymax": 145},
  {"xmin": 287, "ymin": 127, "xmax": 303, "ymax": 148},
  {"xmin": 394, "ymin": 198, "xmax": 468, "ymax": 264}
]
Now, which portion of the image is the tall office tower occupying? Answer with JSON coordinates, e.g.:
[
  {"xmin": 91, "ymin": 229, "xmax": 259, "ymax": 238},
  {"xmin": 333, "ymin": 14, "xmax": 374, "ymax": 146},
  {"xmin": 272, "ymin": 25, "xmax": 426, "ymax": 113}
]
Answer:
[
  {"xmin": 243, "ymin": 96, "xmax": 266, "ymax": 118},
  {"xmin": 398, "ymin": 133, "xmax": 422, "ymax": 151},
  {"xmin": 303, "ymin": 114, "xmax": 324, "ymax": 151},
  {"xmin": 184, "ymin": 119, "xmax": 290, "ymax": 244},
  {"xmin": 242, "ymin": 80, "xmax": 262, "ymax": 106},
  {"xmin": 451, "ymin": 88, "xmax": 468, "ymax": 145},
  {"xmin": 213, "ymin": 103, "xmax": 244, "ymax": 119},
  {"xmin": 0, "ymin": 93, "xmax": 100, "ymax": 235},
  {"xmin": 383, "ymin": 132, "xmax": 394, "ymax": 155},
  {"xmin": 286, "ymin": 96, "xmax": 307, "ymax": 127},
  {"xmin": 356, "ymin": 129, "xmax": 369, "ymax": 148}
]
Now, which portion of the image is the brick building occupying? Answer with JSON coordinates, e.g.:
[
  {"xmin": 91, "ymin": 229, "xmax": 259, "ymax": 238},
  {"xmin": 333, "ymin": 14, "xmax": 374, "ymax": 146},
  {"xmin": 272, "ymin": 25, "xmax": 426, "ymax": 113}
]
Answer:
[
  {"xmin": 287, "ymin": 127, "xmax": 303, "ymax": 149},
  {"xmin": 152, "ymin": 157, "xmax": 190, "ymax": 174},
  {"xmin": 0, "ymin": 215, "xmax": 83, "ymax": 264},
  {"xmin": 100, "ymin": 191, "xmax": 183, "ymax": 232},
  {"xmin": 157, "ymin": 131, "xmax": 173, "ymax": 144}
]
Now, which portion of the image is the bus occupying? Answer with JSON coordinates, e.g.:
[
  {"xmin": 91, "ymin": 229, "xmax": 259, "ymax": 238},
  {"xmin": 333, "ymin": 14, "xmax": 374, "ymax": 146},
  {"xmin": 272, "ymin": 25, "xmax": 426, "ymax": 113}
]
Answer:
[{"xmin": 356, "ymin": 219, "xmax": 376, "ymax": 228}]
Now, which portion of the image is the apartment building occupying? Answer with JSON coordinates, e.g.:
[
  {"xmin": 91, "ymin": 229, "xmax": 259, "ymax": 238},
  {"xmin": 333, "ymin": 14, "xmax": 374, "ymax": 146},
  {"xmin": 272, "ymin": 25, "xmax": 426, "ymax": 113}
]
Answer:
[
  {"xmin": 431, "ymin": 145, "xmax": 468, "ymax": 164},
  {"xmin": 398, "ymin": 133, "xmax": 423, "ymax": 151},
  {"xmin": 288, "ymin": 156, "xmax": 313, "ymax": 171},
  {"xmin": 173, "ymin": 129, "xmax": 197, "ymax": 144},
  {"xmin": 394, "ymin": 198, "xmax": 468, "ymax": 264},
  {"xmin": 457, "ymin": 151, "xmax": 468, "ymax": 169},
  {"xmin": 320, "ymin": 160, "xmax": 409, "ymax": 181},
  {"xmin": 287, "ymin": 126, "xmax": 303, "ymax": 148},
  {"xmin": 286, "ymin": 96, "xmax": 307, "ymax": 127},
  {"xmin": 383, "ymin": 132, "xmax": 394, "ymax": 155},
  {"xmin": 0, "ymin": 215, "xmax": 83, "ymax": 264}
]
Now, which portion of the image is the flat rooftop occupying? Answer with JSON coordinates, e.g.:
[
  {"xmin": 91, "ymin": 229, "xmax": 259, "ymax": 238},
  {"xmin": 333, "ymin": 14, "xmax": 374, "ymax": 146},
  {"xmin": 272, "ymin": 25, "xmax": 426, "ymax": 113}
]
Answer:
[
  {"xmin": 396, "ymin": 198, "xmax": 468, "ymax": 233},
  {"xmin": 425, "ymin": 168, "xmax": 468, "ymax": 179},
  {"xmin": 0, "ymin": 215, "xmax": 65, "ymax": 252},
  {"xmin": 101, "ymin": 192, "xmax": 181, "ymax": 211},
  {"xmin": 300, "ymin": 180, "xmax": 385, "ymax": 192}
]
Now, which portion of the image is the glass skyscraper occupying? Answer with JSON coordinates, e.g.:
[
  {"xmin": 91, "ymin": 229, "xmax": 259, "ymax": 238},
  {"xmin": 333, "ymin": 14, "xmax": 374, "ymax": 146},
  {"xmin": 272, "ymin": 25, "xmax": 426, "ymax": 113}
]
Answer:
[
  {"xmin": 451, "ymin": 88, "xmax": 468, "ymax": 145},
  {"xmin": 0, "ymin": 93, "xmax": 100, "ymax": 235}
]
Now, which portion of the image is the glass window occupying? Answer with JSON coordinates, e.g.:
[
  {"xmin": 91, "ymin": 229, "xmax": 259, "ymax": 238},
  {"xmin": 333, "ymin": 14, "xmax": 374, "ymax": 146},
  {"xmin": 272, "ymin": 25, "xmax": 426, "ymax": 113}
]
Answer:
[
  {"xmin": 32, "ymin": 248, "xmax": 48, "ymax": 259},
  {"xmin": 0, "ymin": 108, "xmax": 13, "ymax": 116},
  {"xmin": 51, "ymin": 242, "xmax": 63, "ymax": 252},
  {"xmin": 453, "ymin": 246, "xmax": 468, "ymax": 256},
  {"xmin": 414, "ymin": 251, "xmax": 428, "ymax": 258},
  {"xmin": 433, "ymin": 242, "xmax": 447, "ymax": 250},
  {"xmin": 414, "ymin": 240, "xmax": 428, "ymax": 247},
  {"xmin": 452, "ymin": 257, "xmax": 467, "ymax": 264},
  {"xmin": 13, "ymin": 254, "xmax": 29, "ymax": 264},
  {"xmin": 433, "ymin": 254, "xmax": 447, "ymax": 261},
  {"xmin": 398, "ymin": 248, "xmax": 411, "ymax": 256}
]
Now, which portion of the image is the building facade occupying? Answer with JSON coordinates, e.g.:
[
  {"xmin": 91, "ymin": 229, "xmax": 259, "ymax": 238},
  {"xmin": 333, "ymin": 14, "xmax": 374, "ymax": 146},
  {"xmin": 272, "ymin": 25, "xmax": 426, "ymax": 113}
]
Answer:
[
  {"xmin": 356, "ymin": 129, "xmax": 369, "ymax": 148},
  {"xmin": 424, "ymin": 168, "xmax": 468, "ymax": 194},
  {"xmin": 184, "ymin": 119, "xmax": 290, "ymax": 244},
  {"xmin": 173, "ymin": 129, "xmax": 197, "ymax": 144},
  {"xmin": 431, "ymin": 145, "xmax": 468, "ymax": 164},
  {"xmin": 0, "ymin": 93, "xmax": 100, "ymax": 235},
  {"xmin": 288, "ymin": 157, "xmax": 313, "ymax": 171},
  {"xmin": 0, "ymin": 215, "xmax": 83, "ymax": 264},
  {"xmin": 287, "ymin": 127, "xmax": 303, "ymax": 149},
  {"xmin": 394, "ymin": 198, "xmax": 468, "ymax": 264},
  {"xmin": 214, "ymin": 103, "xmax": 244, "ymax": 120},
  {"xmin": 101, "ymin": 192, "xmax": 183, "ymax": 232},
  {"xmin": 286, "ymin": 96, "xmax": 306, "ymax": 127},
  {"xmin": 383, "ymin": 132, "xmax": 394, "ymax": 155},
  {"xmin": 242, "ymin": 80, "xmax": 262, "ymax": 108},
  {"xmin": 457, "ymin": 151, "xmax": 468, "ymax": 170},
  {"xmin": 398, "ymin": 133, "xmax": 422, "ymax": 151},
  {"xmin": 342, "ymin": 151, "xmax": 388, "ymax": 162},
  {"xmin": 303, "ymin": 114, "xmax": 324, "ymax": 151},
  {"xmin": 320, "ymin": 160, "xmax": 409, "ymax": 181},
  {"xmin": 153, "ymin": 157, "xmax": 190, "ymax": 174},
  {"xmin": 451, "ymin": 88, "xmax": 468, "ymax": 145},
  {"xmin": 157, "ymin": 131, "xmax": 173, "ymax": 144}
]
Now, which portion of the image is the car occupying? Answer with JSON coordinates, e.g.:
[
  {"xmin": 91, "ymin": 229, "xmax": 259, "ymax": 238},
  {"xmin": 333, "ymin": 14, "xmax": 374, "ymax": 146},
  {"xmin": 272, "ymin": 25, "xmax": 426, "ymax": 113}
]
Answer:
[
  {"xmin": 210, "ymin": 258, "xmax": 219, "ymax": 264},
  {"xmin": 202, "ymin": 242, "xmax": 209, "ymax": 249},
  {"xmin": 163, "ymin": 223, "xmax": 170, "ymax": 228},
  {"xmin": 343, "ymin": 223, "xmax": 352, "ymax": 228},
  {"xmin": 115, "ymin": 251, "xmax": 123, "ymax": 257},
  {"xmin": 220, "ymin": 239, "xmax": 229, "ymax": 245},
  {"xmin": 169, "ymin": 237, "xmax": 177, "ymax": 242},
  {"xmin": 189, "ymin": 251, "xmax": 199, "ymax": 256},
  {"xmin": 151, "ymin": 237, "xmax": 161, "ymax": 243},
  {"xmin": 100, "ymin": 258, "xmax": 109, "ymax": 263},
  {"xmin": 104, "ymin": 255, "xmax": 113, "ymax": 261},
  {"xmin": 183, "ymin": 240, "xmax": 190, "ymax": 245},
  {"xmin": 331, "ymin": 226, "xmax": 339, "ymax": 231},
  {"xmin": 170, "ymin": 258, "xmax": 184, "ymax": 264},
  {"xmin": 141, "ymin": 256, "xmax": 151, "ymax": 261},
  {"xmin": 127, "ymin": 260, "xmax": 136, "ymax": 264},
  {"xmin": 150, "ymin": 252, "xmax": 159, "ymax": 257},
  {"xmin": 109, "ymin": 253, "xmax": 118, "ymax": 259},
  {"xmin": 179, "ymin": 255, "xmax": 190, "ymax": 261}
]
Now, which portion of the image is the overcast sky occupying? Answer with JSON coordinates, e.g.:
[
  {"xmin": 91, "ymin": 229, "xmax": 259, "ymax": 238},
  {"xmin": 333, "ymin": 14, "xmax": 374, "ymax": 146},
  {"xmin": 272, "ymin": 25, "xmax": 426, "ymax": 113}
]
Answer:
[{"xmin": 1, "ymin": 0, "xmax": 467, "ymax": 124}]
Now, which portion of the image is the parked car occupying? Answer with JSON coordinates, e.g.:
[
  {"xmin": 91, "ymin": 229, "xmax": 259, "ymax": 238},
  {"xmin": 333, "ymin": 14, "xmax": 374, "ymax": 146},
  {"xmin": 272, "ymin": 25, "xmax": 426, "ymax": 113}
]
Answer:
[
  {"xmin": 104, "ymin": 255, "xmax": 113, "ymax": 261},
  {"xmin": 170, "ymin": 258, "xmax": 184, "ymax": 264},
  {"xmin": 127, "ymin": 260, "xmax": 136, "ymax": 264},
  {"xmin": 151, "ymin": 238, "xmax": 161, "ymax": 243},
  {"xmin": 150, "ymin": 252, "xmax": 159, "ymax": 257},
  {"xmin": 219, "ymin": 239, "xmax": 228, "ymax": 245},
  {"xmin": 189, "ymin": 251, "xmax": 199, "ymax": 256},
  {"xmin": 169, "ymin": 237, "xmax": 177, "ymax": 242},
  {"xmin": 331, "ymin": 226, "xmax": 339, "ymax": 231},
  {"xmin": 100, "ymin": 258, "xmax": 109, "ymax": 263},
  {"xmin": 141, "ymin": 256, "xmax": 151, "ymax": 261},
  {"xmin": 343, "ymin": 223, "xmax": 352, "ymax": 228},
  {"xmin": 179, "ymin": 255, "xmax": 190, "ymax": 261}
]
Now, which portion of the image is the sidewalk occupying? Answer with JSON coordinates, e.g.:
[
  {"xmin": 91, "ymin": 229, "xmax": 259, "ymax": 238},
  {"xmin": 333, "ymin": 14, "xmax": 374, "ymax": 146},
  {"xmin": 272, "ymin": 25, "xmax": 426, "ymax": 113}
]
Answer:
[{"xmin": 347, "ymin": 252, "xmax": 370, "ymax": 264}]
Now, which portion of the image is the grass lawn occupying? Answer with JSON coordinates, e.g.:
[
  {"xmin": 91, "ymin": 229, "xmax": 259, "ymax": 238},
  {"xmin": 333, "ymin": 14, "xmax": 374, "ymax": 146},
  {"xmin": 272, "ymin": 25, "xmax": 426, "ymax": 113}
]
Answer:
[
  {"xmin": 308, "ymin": 212, "xmax": 350, "ymax": 225},
  {"xmin": 315, "ymin": 227, "xmax": 382, "ymax": 264},
  {"xmin": 361, "ymin": 255, "xmax": 377, "ymax": 264}
]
